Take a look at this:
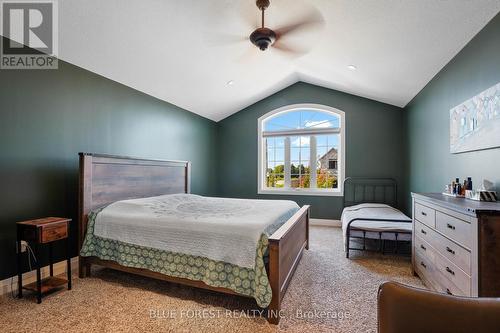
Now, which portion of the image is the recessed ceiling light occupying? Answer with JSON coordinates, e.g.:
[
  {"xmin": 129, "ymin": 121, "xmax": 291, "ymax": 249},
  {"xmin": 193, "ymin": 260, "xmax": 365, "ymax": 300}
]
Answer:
[
  {"xmin": 348, "ymin": 65, "xmax": 357, "ymax": 71},
  {"xmin": 226, "ymin": 80, "xmax": 235, "ymax": 86}
]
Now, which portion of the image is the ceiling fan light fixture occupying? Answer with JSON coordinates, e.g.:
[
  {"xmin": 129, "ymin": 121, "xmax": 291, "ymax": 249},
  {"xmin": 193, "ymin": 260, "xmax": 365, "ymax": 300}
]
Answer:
[{"xmin": 250, "ymin": 27, "xmax": 276, "ymax": 51}]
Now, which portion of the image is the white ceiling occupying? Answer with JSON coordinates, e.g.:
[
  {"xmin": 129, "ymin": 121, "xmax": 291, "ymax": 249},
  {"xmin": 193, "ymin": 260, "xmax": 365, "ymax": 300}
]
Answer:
[{"xmin": 58, "ymin": 0, "xmax": 500, "ymax": 121}]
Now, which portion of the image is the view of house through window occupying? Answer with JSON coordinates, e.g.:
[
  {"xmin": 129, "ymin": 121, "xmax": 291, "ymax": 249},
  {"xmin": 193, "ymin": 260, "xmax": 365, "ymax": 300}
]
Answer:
[{"xmin": 259, "ymin": 105, "xmax": 345, "ymax": 195}]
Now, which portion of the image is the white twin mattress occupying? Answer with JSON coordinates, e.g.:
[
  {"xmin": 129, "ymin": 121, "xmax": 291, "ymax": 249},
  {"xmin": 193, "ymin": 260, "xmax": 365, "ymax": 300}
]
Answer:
[
  {"xmin": 93, "ymin": 194, "xmax": 300, "ymax": 268},
  {"xmin": 341, "ymin": 203, "xmax": 412, "ymax": 247}
]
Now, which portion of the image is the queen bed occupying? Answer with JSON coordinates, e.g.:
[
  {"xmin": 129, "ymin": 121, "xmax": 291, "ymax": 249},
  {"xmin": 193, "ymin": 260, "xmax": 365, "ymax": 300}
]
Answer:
[
  {"xmin": 78, "ymin": 153, "xmax": 309, "ymax": 324},
  {"xmin": 341, "ymin": 177, "xmax": 412, "ymax": 258}
]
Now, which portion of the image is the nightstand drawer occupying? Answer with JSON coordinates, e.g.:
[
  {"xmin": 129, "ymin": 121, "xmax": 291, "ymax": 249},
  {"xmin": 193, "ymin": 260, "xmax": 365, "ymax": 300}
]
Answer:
[{"xmin": 41, "ymin": 223, "xmax": 68, "ymax": 243}]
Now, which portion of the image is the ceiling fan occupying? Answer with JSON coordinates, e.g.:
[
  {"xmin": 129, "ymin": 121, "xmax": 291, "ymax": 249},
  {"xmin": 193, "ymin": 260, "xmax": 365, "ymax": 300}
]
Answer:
[{"xmin": 235, "ymin": 0, "xmax": 325, "ymax": 56}]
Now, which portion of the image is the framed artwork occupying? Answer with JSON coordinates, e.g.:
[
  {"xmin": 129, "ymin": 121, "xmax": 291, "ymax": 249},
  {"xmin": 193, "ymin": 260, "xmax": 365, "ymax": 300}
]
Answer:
[{"xmin": 450, "ymin": 82, "xmax": 500, "ymax": 153}]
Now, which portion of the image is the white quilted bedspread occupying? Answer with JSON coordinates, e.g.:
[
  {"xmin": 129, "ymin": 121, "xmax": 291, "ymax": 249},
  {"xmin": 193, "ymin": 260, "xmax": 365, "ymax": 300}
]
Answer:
[{"xmin": 93, "ymin": 194, "xmax": 299, "ymax": 268}]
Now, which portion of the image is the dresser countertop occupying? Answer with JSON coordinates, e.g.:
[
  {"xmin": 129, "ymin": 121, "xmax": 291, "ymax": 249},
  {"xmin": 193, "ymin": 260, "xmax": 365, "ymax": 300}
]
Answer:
[{"xmin": 412, "ymin": 192, "xmax": 500, "ymax": 216}]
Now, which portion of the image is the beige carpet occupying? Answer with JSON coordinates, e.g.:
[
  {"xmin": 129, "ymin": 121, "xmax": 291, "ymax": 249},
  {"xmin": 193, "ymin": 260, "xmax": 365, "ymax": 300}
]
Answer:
[{"xmin": 0, "ymin": 226, "xmax": 423, "ymax": 333}]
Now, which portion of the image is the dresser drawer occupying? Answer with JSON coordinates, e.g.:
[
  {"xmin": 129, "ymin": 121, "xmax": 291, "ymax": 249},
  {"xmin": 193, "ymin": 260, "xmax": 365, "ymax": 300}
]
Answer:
[
  {"xmin": 415, "ymin": 242, "xmax": 467, "ymax": 296},
  {"xmin": 414, "ymin": 202, "xmax": 436, "ymax": 228},
  {"xmin": 436, "ymin": 212, "xmax": 472, "ymax": 249},
  {"xmin": 416, "ymin": 218, "xmax": 471, "ymax": 274},
  {"xmin": 434, "ymin": 251, "xmax": 471, "ymax": 296},
  {"xmin": 415, "ymin": 248, "xmax": 439, "ymax": 289},
  {"xmin": 433, "ymin": 270, "xmax": 468, "ymax": 297},
  {"xmin": 414, "ymin": 220, "xmax": 435, "ymax": 247},
  {"xmin": 415, "ymin": 235, "xmax": 436, "ymax": 262},
  {"xmin": 414, "ymin": 225, "xmax": 472, "ymax": 297},
  {"xmin": 432, "ymin": 232, "xmax": 471, "ymax": 275}
]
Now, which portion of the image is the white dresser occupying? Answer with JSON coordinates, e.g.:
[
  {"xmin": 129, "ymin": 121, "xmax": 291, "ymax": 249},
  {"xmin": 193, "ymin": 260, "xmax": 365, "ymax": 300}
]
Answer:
[{"xmin": 412, "ymin": 193, "xmax": 500, "ymax": 297}]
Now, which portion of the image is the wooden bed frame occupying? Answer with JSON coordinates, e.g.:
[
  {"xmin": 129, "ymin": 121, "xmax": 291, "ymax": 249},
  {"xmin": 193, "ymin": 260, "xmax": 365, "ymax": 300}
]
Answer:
[{"xmin": 78, "ymin": 153, "xmax": 309, "ymax": 324}]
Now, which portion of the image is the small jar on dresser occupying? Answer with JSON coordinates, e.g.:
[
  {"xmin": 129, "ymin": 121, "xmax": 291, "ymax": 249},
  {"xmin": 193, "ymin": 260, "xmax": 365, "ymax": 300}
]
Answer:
[{"xmin": 411, "ymin": 193, "xmax": 500, "ymax": 297}]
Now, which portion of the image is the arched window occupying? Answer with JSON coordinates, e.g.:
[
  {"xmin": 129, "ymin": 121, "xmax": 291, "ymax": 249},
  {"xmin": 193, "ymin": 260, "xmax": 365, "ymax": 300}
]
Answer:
[{"xmin": 258, "ymin": 104, "xmax": 345, "ymax": 196}]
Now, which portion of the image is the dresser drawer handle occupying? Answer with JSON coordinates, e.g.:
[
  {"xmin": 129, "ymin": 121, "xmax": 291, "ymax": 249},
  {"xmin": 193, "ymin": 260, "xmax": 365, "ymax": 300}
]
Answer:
[
  {"xmin": 447, "ymin": 223, "xmax": 456, "ymax": 230},
  {"xmin": 446, "ymin": 246, "xmax": 455, "ymax": 255},
  {"xmin": 420, "ymin": 244, "xmax": 426, "ymax": 251},
  {"xmin": 445, "ymin": 267, "xmax": 455, "ymax": 275},
  {"xmin": 420, "ymin": 229, "xmax": 427, "ymax": 235},
  {"xmin": 421, "ymin": 211, "xmax": 427, "ymax": 216},
  {"xmin": 420, "ymin": 261, "xmax": 427, "ymax": 269},
  {"xmin": 446, "ymin": 288, "xmax": 453, "ymax": 295}
]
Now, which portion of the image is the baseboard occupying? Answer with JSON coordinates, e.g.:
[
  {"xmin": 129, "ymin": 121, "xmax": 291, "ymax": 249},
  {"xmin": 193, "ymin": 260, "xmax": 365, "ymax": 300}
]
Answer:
[
  {"xmin": 310, "ymin": 218, "xmax": 341, "ymax": 227},
  {"xmin": 0, "ymin": 256, "xmax": 79, "ymax": 297}
]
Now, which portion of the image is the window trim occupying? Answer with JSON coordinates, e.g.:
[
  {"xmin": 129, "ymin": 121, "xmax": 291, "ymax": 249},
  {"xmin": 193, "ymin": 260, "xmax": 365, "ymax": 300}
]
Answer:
[{"xmin": 257, "ymin": 103, "xmax": 346, "ymax": 197}]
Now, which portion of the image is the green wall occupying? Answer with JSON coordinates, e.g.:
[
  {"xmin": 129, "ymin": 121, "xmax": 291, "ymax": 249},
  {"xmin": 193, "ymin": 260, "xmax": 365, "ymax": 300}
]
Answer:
[
  {"xmin": 0, "ymin": 60, "xmax": 218, "ymax": 280},
  {"xmin": 217, "ymin": 82, "xmax": 406, "ymax": 219},
  {"xmin": 4, "ymin": 12, "xmax": 498, "ymax": 281},
  {"xmin": 405, "ymin": 13, "xmax": 500, "ymax": 203}
]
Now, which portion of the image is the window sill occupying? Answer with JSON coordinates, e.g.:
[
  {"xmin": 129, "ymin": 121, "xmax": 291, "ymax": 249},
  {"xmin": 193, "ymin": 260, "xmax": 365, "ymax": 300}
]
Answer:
[{"xmin": 258, "ymin": 188, "xmax": 344, "ymax": 197}]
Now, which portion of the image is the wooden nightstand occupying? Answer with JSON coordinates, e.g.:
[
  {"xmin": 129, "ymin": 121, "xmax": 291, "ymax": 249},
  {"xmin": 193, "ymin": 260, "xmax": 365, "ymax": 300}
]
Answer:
[{"xmin": 16, "ymin": 217, "xmax": 72, "ymax": 303}]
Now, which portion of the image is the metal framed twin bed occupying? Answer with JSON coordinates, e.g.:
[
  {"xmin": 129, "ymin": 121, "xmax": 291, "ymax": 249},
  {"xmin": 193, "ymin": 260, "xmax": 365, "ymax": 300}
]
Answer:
[{"xmin": 342, "ymin": 177, "xmax": 412, "ymax": 258}]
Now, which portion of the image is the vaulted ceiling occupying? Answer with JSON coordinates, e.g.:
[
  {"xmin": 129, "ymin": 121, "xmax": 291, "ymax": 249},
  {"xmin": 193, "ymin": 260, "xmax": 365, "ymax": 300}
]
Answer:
[{"xmin": 58, "ymin": 0, "xmax": 500, "ymax": 121}]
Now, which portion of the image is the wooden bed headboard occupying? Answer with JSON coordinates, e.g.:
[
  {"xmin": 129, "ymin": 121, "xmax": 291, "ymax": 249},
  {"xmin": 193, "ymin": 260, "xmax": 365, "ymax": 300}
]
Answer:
[{"xmin": 78, "ymin": 153, "xmax": 191, "ymax": 250}]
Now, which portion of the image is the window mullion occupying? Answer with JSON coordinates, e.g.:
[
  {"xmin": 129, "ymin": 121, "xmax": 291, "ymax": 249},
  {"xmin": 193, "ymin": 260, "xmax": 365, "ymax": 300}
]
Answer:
[
  {"xmin": 284, "ymin": 137, "xmax": 291, "ymax": 188},
  {"xmin": 309, "ymin": 136, "xmax": 317, "ymax": 189},
  {"xmin": 264, "ymin": 137, "xmax": 268, "ymax": 188}
]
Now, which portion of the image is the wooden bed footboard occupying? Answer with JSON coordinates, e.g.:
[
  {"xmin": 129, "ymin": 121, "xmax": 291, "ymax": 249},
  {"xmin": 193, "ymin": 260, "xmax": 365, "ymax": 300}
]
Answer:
[
  {"xmin": 78, "ymin": 153, "xmax": 309, "ymax": 325},
  {"xmin": 267, "ymin": 205, "xmax": 310, "ymax": 324}
]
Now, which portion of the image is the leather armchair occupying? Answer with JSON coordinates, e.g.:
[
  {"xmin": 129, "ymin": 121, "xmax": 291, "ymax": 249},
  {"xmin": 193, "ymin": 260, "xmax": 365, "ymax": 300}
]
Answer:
[{"xmin": 377, "ymin": 281, "xmax": 500, "ymax": 333}]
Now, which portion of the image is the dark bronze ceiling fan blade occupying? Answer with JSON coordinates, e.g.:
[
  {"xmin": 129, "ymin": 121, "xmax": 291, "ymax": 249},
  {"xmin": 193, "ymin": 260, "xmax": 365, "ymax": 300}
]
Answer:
[
  {"xmin": 220, "ymin": 34, "xmax": 248, "ymax": 44},
  {"xmin": 274, "ymin": 7, "xmax": 324, "ymax": 40},
  {"xmin": 272, "ymin": 41, "xmax": 309, "ymax": 57},
  {"xmin": 206, "ymin": 33, "xmax": 247, "ymax": 47},
  {"xmin": 236, "ymin": 46, "xmax": 261, "ymax": 63}
]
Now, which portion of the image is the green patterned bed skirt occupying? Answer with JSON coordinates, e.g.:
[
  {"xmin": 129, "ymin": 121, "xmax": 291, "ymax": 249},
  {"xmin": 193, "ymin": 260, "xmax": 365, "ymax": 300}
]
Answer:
[{"xmin": 80, "ymin": 209, "xmax": 273, "ymax": 307}]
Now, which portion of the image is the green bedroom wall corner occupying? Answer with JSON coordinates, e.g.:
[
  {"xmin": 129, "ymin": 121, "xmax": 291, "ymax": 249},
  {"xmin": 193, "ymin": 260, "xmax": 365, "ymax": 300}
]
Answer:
[
  {"xmin": 217, "ymin": 82, "xmax": 407, "ymax": 219},
  {"xmin": 405, "ymin": 12, "xmax": 500, "ymax": 207},
  {"xmin": 0, "ymin": 60, "xmax": 218, "ymax": 280}
]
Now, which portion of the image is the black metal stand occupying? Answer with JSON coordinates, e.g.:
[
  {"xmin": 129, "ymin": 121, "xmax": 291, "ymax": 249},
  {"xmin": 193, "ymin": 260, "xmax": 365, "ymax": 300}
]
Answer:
[
  {"xmin": 345, "ymin": 217, "xmax": 412, "ymax": 258},
  {"xmin": 67, "ymin": 236, "xmax": 72, "ymax": 290},
  {"xmin": 16, "ymin": 230, "xmax": 22, "ymax": 298},
  {"xmin": 35, "ymin": 243, "xmax": 42, "ymax": 304}
]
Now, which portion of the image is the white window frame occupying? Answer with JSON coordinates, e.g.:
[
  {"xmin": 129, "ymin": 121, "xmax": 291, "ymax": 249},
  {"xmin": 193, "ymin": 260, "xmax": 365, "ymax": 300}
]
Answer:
[{"xmin": 257, "ymin": 104, "xmax": 346, "ymax": 197}]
